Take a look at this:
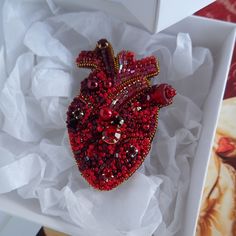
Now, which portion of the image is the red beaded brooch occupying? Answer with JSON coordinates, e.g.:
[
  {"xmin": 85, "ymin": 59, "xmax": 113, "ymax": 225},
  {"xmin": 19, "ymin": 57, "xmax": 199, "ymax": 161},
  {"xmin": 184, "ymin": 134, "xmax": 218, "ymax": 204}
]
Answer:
[{"xmin": 67, "ymin": 39, "xmax": 176, "ymax": 191}]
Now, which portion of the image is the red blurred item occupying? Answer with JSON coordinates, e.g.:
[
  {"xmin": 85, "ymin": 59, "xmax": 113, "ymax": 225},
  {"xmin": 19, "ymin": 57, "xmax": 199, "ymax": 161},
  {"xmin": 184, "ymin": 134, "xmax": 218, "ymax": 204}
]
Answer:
[{"xmin": 197, "ymin": 0, "xmax": 236, "ymax": 99}]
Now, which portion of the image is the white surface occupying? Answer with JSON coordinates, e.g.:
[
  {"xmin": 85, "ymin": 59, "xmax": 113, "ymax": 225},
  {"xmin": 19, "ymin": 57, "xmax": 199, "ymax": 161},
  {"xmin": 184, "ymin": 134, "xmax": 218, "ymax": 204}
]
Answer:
[
  {"xmin": 0, "ymin": 193, "xmax": 80, "ymax": 235},
  {"xmin": 52, "ymin": 0, "xmax": 216, "ymax": 33},
  {"xmin": 0, "ymin": 211, "xmax": 10, "ymax": 230},
  {"xmin": 157, "ymin": 0, "xmax": 215, "ymax": 32},
  {"xmin": 0, "ymin": 2, "xmax": 235, "ymax": 236},
  {"xmin": 0, "ymin": 216, "xmax": 40, "ymax": 236},
  {"xmin": 0, "ymin": 211, "xmax": 40, "ymax": 236}
]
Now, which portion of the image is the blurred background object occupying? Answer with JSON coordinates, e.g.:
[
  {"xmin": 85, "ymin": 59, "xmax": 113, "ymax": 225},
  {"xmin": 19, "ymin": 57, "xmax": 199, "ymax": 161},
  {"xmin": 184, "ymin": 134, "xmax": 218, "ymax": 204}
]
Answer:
[
  {"xmin": 197, "ymin": 0, "xmax": 236, "ymax": 100},
  {"xmin": 36, "ymin": 227, "xmax": 68, "ymax": 236},
  {"xmin": 196, "ymin": 1, "xmax": 236, "ymax": 235}
]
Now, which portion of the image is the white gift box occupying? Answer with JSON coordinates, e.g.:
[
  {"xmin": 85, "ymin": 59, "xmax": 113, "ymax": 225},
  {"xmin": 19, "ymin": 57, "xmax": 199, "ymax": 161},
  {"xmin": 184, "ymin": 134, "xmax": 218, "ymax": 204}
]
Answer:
[
  {"xmin": 0, "ymin": 0, "xmax": 235, "ymax": 236},
  {"xmin": 54, "ymin": 0, "xmax": 216, "ymax": 33}
]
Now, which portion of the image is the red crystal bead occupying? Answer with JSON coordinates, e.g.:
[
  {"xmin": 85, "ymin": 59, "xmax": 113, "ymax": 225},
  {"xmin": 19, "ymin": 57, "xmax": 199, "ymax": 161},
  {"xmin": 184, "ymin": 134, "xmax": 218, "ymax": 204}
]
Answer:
[{"xmin": 100, "ymin": 107, "xmax": 113, "ymax": 120}]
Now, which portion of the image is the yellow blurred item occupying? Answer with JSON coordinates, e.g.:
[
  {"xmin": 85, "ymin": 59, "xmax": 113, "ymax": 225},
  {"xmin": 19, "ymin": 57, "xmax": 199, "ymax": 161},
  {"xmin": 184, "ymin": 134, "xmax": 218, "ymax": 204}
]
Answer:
[
  {"xmin": 43, "ymin": 227, "xmax": 68, "ymax": 236},
  {"xmin": 196, "ymin": 152, "xmax": 236, "ymax": 236}
]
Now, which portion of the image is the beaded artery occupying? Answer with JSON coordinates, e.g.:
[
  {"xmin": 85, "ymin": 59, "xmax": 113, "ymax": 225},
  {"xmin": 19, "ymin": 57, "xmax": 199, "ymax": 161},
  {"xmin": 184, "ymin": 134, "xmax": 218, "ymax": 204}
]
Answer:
[{"xmin": 66, "ymin": 39, "xmax": 176, "ymax": 191}]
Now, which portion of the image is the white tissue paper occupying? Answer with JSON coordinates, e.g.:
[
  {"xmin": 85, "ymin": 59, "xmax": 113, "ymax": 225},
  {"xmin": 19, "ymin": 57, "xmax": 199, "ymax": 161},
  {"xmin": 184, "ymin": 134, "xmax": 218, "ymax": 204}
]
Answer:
[{"xmin": 0, "ymin": 0, "xmax": 213, "ymax": 235}]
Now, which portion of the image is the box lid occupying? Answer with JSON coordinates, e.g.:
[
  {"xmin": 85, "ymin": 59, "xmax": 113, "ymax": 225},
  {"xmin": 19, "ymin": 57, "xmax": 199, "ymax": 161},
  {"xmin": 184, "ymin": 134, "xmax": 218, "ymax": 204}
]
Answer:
[{"xmin": 56, "ymin": 0, "xmax": 216, "ymax": 33}]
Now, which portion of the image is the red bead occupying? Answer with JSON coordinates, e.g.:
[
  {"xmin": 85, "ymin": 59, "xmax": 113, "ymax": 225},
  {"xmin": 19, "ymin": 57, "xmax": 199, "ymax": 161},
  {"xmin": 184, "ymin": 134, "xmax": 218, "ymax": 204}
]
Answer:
[
  {"xmin": 100, "ymin": 107, "xmax": 113, "ymax": 120},
  {"xmin": 143, "ymin": 124, "xmax": 150, "ymax": 130},
  {"xmin": 165, "ymin": 86, "xmax": 176, "ymax": 99},
  {"xmin": 151, "ymin": 84, "xmax": 176, "ymax": 106},
  {"xmin": 104, "ymin": 81, "xmax": 113, "ymax": 89},
  {"xmin": 97, "ymin": 125, "xmax": 104, "ymax": 132}
]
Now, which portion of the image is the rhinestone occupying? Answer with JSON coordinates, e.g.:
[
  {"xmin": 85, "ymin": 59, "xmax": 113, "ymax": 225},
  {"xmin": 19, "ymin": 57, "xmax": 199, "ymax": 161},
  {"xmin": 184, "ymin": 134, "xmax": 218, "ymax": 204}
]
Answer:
[
  {"xmin": 102, "ymin": 126, "xmax": 121, "ymax": 144},
  {"xmin": 119, "ymin": 64, "xmax": 123, "ymax": 72},
  {"xmin": 112, "ymin": 99, "xmax": 118, "ymax": 105},
  {"xmin": 114, "ymin": 153, "xmax": 119, "ymax": 158},
  {"xmin": 112, "ymin": 116, "xmax": 124, "ymax": 126},
  {"xmin": 126, "ymin": 145, "xmax": 138, "ymax": 158},
  {"xmin": 72, "ymin": 109, "xmax": 84, "ymax": 120}
]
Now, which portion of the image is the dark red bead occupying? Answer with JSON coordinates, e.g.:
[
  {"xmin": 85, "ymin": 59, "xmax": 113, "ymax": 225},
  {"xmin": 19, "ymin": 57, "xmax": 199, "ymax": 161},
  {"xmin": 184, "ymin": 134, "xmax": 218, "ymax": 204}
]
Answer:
[
  {"xmin": 87, "ymin": 79, "xmax": 98, "ymax": 89},
  {"xmin": 104, "ymin": 81, "xmax": 113, "ymax": 89},
  {"xmin": 97, "ymin": 39, "xmax": 109, "ymax": 48}
]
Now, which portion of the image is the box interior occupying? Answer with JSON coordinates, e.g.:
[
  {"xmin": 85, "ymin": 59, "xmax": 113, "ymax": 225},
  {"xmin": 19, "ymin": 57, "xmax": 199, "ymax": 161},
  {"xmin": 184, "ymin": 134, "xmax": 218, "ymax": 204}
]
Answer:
[
  {"xmin": 24, "ymin": 0, "xmax": 216, "ymax": 33},
  {"xmin": 157, "ymin": 0, "xmax": 215, "ymax": 32},
  {"xmin": 166, "ymin": 16, "xmax": 236, "ymax": 236},
  {"xmin": 47, "ymin": 0, "xmax": 153, "ymax": 31},
  {"xmin": 51, "ymin": 0, "xmax": 216, "ymax": 33}
]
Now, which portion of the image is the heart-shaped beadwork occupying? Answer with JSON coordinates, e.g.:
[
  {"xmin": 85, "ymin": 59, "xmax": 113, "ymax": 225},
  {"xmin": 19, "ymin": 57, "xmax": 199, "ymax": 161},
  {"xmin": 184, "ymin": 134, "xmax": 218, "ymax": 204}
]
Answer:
[{"xmin": 66, "ymin": 39, "xmax": 176, "ymax": 190}]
